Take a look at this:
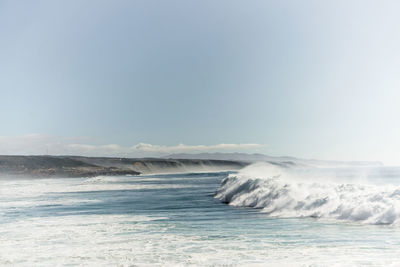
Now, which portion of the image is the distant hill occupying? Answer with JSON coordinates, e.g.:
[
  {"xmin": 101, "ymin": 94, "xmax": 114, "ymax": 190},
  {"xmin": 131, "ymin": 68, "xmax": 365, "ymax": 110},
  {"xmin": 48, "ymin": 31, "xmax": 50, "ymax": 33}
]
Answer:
[
  {"xmin": 164, "ymin": 152, "xmax": 383, "ymax": 167},
  {"xmin": 0, "ymin": 155, "xmax": 248, "ymax": 178},
  {"xmin": 0, "ymin": 153, "xmax": 384, "ymax": 179},
  {"xmin": 164, "ymin": 152, "xmax": 292, "ymax": 162}
]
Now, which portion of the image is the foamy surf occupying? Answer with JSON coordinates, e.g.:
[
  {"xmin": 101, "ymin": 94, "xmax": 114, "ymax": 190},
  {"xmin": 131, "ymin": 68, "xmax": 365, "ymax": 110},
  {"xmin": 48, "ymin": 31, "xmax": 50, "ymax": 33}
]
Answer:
[
  {"xmin": 2, "ymin": 171, "xmax": 400, "ymax": 266},
  {"xmin": 215, "ymin": 163, "xmax": 400, "ymax": 225}
]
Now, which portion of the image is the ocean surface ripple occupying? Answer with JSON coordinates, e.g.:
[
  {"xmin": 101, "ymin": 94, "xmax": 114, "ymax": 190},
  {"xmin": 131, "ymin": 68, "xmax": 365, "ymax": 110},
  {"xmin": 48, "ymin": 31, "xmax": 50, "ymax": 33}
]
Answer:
[{"xmin": 2, "ymin": 170, "xmax": 400, "ymax": 266}]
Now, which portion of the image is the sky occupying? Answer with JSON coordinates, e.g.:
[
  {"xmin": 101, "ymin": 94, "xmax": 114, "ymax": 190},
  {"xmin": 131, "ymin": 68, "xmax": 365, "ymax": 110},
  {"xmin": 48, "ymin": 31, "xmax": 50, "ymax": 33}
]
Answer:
[{"xmin": 1, "ymin": 0, "xmax": 400, "ymax": 164}]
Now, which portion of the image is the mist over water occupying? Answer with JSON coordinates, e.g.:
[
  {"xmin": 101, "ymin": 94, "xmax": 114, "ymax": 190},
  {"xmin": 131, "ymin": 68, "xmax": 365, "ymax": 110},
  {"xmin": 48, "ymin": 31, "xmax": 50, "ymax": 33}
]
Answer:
[{"xmin": 2, "ymin": 169, "xmax": 400, "ymax": 266}]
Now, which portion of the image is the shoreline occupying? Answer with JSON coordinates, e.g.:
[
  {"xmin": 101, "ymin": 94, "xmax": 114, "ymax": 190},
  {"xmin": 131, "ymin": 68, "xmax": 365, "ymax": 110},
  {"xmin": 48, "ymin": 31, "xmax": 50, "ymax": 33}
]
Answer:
[{"xmin": 0, "ymin": 155, "xmax": 248, "ymax": 178}]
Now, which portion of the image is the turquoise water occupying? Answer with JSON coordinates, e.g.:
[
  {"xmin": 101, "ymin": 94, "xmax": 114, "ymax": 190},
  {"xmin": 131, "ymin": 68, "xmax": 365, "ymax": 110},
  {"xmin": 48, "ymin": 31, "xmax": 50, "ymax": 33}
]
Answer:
[{"xmin": 1, "ymin": 169, "xmax": 400, "ymax": 266}]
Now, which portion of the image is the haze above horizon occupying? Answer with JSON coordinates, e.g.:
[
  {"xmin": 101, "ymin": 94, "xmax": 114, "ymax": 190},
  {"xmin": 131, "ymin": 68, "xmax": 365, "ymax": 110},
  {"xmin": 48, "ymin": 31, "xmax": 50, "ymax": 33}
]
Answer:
[{"xmin": 1, "ymin": 0, "xmax": 400, "ymax": 164}]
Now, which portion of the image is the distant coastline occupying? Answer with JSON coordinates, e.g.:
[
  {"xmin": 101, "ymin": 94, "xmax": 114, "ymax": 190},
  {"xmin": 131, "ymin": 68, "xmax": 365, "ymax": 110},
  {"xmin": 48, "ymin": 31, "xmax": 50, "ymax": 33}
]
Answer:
[
  {"xmin": 0, "ymin": 153, "xmax": 383, "ymax": 179},
  {"xmin": 0, "ymin": 155, "xmax": 248, "ymax": 178}
]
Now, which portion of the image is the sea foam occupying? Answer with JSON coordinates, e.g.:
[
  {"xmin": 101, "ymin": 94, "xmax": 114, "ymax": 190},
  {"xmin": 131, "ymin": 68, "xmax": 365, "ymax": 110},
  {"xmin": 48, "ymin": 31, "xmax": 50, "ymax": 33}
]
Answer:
[{"xmin": 215, "ymin": 163, "xmax": 400, "ymax": 225}]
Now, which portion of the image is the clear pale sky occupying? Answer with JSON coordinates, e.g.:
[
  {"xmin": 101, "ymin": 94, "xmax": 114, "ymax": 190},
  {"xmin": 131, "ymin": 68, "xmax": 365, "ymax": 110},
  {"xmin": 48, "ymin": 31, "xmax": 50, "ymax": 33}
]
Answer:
[{"xmin": 1, "ymin": 0, "xmax": 400, "ymax": 164}]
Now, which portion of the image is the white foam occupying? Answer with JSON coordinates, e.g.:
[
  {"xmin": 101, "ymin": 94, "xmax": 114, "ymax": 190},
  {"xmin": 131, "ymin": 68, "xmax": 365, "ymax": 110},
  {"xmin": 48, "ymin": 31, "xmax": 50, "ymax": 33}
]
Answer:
[
  {"xmin": 215, "ymin": 163, "xmax": 400, "ymax": 225},
  {"xmin": 0, "ymin": 176, "xmax": 194, "ymax": 198},
  {"xmin": 1, "ymin": 213, "xmax": 400, "ymax": 266}
]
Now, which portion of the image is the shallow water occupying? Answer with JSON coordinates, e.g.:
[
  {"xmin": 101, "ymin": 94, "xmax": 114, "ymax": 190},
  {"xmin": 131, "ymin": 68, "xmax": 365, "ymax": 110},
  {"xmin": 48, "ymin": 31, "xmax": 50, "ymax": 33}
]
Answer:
[{"xmin": 1, "ymin": 170, "xmax": 400, "ymax": 266}]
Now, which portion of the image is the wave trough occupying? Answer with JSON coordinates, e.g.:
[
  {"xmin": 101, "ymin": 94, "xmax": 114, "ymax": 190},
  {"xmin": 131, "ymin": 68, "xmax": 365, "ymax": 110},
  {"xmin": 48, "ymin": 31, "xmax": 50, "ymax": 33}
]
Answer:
[{"xmin": 215, "ymin": 163, "xmax": 400, "ymax": 225}]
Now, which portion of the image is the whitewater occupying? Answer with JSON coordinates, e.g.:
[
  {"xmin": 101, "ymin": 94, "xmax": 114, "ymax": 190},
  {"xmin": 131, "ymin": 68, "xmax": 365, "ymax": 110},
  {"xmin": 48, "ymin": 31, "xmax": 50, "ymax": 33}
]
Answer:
[
  {"xmin": 215, "ymin": 163, "xmax": 400, "ymax": 225},
  {"xmin": 2, "ymin": 166, "xmax": 400, "ymax": 266}
]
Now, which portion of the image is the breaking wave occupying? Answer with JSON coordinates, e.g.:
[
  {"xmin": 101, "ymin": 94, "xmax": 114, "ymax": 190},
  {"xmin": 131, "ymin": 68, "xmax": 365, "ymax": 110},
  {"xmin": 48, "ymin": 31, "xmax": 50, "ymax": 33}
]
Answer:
[{"xmin": 215, "ymin": 163, "xmax": 400, "ymax": 225}]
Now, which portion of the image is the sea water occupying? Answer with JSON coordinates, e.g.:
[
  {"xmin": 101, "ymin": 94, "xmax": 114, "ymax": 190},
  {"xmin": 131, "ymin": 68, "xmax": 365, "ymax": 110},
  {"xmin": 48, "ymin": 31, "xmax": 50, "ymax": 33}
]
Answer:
[{"xmin": 1, "ymin": 164, "xmax": 400, "ymax": 266}]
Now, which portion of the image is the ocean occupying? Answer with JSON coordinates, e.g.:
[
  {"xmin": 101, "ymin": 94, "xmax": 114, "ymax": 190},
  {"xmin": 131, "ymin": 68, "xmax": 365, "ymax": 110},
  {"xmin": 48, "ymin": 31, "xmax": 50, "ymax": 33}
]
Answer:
[{"xmin": 1, "ymin": 163, "xmax": 400, "ymax": 266}]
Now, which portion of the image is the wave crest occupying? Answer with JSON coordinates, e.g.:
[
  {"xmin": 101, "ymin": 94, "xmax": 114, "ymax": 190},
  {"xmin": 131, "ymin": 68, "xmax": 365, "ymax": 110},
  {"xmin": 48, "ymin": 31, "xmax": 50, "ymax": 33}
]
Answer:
[{"xmin": 215, "ymin": 163, "xmax": 400, "ymax": 225}]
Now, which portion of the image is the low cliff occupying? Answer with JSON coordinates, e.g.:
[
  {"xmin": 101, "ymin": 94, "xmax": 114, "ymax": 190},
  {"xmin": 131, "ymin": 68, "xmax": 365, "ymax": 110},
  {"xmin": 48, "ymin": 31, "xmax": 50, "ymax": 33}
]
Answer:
[
  {"xmin": 73, "ymin": 156, "xmax": 248, "ymax": 174},
  {"xmin": 0, "ymin": 155, "xmax": 248, "ymax": 178}
]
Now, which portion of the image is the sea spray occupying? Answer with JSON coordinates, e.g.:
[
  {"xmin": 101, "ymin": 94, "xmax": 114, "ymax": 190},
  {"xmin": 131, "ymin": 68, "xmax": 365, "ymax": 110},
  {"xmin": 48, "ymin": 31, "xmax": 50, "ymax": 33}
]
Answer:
[{"xmin": 215, "ymin": 163, "xmax": 400, "ymax": 225}]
